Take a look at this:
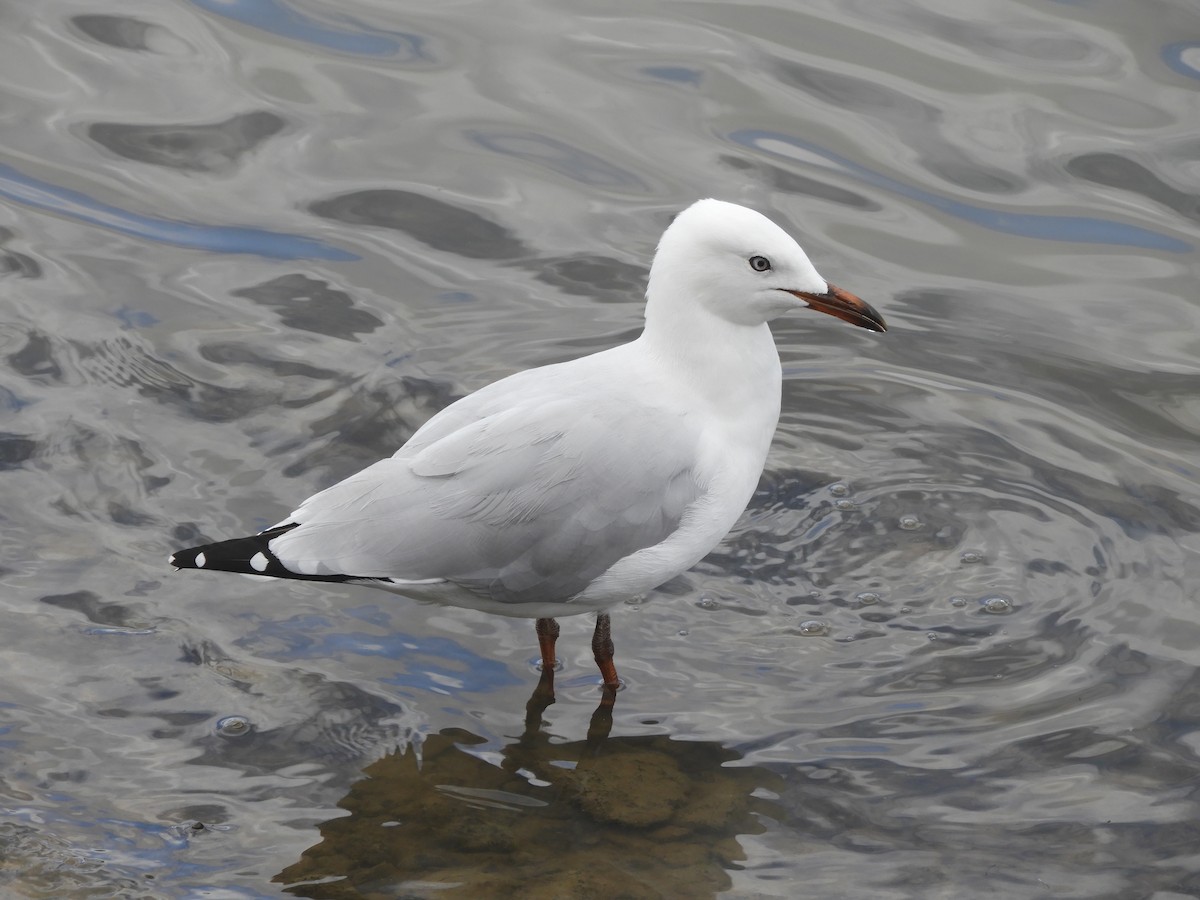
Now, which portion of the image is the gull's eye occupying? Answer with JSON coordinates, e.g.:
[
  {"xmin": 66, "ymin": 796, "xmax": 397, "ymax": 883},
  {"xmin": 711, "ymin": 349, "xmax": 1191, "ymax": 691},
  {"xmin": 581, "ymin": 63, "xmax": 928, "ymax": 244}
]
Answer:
[{"xmin": 748, "ymin": 255, "xmax": 771, "ymax": 272}]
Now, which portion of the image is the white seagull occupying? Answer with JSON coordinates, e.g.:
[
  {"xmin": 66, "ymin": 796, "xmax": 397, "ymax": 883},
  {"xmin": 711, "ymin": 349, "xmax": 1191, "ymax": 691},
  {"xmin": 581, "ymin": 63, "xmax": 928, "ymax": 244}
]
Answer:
[{"xmin": 170, "ymin": 199, "xmax": 886, "ymax": 698}]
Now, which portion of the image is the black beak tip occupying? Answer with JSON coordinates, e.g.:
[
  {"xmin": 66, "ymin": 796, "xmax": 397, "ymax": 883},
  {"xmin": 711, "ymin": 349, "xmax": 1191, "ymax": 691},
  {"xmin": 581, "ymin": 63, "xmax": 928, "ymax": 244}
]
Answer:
[{"xmin": 853, "ymin": 302, "xmax": 888, "ymax": 334}]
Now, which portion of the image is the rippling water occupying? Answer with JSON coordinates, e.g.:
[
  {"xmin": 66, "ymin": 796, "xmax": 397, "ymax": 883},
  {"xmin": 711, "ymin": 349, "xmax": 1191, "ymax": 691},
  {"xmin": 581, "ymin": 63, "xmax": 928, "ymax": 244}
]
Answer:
[{"xmin": 2, "ymin": 0, "xmax": 1198, "ymax": 897}]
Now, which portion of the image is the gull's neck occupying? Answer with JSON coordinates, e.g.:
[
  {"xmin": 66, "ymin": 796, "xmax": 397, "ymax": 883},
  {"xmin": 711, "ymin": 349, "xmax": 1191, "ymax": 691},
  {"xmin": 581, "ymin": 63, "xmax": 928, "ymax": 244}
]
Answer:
[{"xmin": 638, "ymin": 295, "xmax": 783, "ymax": 431}]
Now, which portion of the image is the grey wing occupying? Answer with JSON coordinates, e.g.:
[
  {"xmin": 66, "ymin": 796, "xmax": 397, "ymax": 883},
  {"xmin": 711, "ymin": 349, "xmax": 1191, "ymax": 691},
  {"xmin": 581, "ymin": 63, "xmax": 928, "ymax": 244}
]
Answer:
[{"xmin": 268, "ymin": 397, "xmax": 702, "ymax": 604}]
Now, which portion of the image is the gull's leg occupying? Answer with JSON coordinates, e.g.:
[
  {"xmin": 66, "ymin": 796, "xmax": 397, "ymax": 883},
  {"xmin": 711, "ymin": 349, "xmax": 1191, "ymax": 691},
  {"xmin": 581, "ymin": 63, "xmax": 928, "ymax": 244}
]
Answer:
[
  {"xmin": 531, "ymin": 617, "xmax": 561, "ymax": 709},
  {"xmin": 535, "ymin": 617, "xmax": 560, "ymax": 671},
  {"xmin": 591, "ymin": 612, "xmax": 620, "ymax": 692}
]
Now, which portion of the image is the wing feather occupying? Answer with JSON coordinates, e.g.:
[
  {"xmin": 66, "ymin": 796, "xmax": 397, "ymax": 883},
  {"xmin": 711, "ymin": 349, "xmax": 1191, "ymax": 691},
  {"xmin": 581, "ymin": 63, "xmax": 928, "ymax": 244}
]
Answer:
[{"xmin": 268, "ymin": 363, "xmax": 703, "ymax": 605}]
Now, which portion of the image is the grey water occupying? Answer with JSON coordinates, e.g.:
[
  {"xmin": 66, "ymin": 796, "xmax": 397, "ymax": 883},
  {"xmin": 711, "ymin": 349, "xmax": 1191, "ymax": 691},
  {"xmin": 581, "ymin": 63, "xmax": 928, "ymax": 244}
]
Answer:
[{"xmin": 2, "ymin": 0, "xmax": 1199, "ymax": 897}]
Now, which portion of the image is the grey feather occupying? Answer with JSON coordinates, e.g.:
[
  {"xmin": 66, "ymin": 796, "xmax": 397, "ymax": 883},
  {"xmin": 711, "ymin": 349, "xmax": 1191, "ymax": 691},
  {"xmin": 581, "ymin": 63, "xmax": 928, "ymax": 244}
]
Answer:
[{"xmin": 269, "ymin": 356, "xmax": 702, "ymax": 605}]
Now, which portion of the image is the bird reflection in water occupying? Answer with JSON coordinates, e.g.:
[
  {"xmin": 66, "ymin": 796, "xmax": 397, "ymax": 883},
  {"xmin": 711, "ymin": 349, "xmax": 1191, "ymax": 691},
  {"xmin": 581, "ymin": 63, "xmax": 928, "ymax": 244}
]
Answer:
[{"xmin": 276, "ymin": 679, "xmax": 782, "ymax": 898}]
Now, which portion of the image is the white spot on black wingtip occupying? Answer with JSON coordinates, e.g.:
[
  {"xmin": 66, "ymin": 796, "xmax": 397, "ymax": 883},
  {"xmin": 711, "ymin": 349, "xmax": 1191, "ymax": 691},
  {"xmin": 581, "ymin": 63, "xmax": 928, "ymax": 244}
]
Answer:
[
  {"xmin": 169, "ymin": 553, "xmax": 179, "ymax": 568},
  {"xmin": 250, "ymin": 552, "xmax": 269, "ymax": 572},
  {"xmin": 195, "ymin": 552, "xmax": 207, "ymax": 568}
]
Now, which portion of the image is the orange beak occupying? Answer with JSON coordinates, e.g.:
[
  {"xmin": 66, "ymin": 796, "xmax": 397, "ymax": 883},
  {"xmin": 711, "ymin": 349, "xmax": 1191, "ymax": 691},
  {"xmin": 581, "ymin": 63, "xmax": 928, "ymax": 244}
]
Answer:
[{"xmin": 785, "ymin": 283, "xmax": 887, "ymax": 333}]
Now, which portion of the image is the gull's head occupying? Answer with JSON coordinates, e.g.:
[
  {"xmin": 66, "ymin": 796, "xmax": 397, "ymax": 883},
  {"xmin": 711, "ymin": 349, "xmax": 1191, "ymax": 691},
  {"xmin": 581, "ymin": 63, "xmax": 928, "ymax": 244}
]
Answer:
[{"xmin": 646, "ymin": 199, "xmax": 886, "ymax": 332}]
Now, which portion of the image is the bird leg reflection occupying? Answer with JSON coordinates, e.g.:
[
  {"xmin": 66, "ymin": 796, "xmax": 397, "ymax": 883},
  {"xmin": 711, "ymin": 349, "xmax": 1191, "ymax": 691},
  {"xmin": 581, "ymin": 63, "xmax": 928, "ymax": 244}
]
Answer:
[
  {"xmin": 526, "ymin": 664, "xmax": 558, "ymax": 729},
  {"xmin": 522, "ymin": 666, "xmax": 616, "ymax": 747}
]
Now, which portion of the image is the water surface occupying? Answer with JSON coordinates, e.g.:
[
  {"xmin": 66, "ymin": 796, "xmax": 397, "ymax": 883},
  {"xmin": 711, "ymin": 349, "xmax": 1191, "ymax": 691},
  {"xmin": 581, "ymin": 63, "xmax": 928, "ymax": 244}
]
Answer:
[{"xmin": 1, "ymin": 0, "xmax": 1199, "ymax": 897}]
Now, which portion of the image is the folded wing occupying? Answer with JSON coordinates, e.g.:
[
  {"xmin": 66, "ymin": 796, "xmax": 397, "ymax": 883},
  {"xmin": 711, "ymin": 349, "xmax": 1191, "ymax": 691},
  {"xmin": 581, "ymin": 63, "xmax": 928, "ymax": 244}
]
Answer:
[{"xmin": 268, "ymin": 393, "xmax": 702, "ymax": 605}]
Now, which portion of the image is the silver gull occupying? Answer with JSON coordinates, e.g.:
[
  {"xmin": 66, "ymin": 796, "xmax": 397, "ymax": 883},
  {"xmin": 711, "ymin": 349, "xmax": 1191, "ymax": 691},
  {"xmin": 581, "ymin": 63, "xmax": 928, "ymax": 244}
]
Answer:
[{"xmin": 169, "ymin": 198, "xmax": 887, "ymax": 698}]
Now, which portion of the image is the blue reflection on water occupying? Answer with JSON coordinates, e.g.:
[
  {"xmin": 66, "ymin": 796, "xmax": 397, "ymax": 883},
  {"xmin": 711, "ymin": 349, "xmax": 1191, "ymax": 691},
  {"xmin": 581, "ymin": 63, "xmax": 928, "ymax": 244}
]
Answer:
[
  {"xmin": 113, "ymin": 307, "xmax": 161, "ymax": 329},
  {"xmin": 0, "ymin": 386, "xmax": 32, "ymax": 412},
  {"xmin": 239, "ymin": 614, "xmax": 521, "ymax": 694},
  {"xmin": 0, "ymin": 805, "xmax": 279, "ymax": 900},
  {"xmin": 1161, "ymin": 43, "xmax": 1200, "ymax": 81},
  {"xmin": 641, "ymin": 66, "xmax": 703, "ymax": 86},
  {"xmin": 732, "ymin": 129, "xmax": 1191, "ymax": 253},
  {"xmin": 0, "ymin": 164, "xmax": 358, "ymax": 261},
  {"xmin": 189, "ymin": 0, "xmax": 429, "ymax": 60},
  {"xmin": 467, "ymin": 130, "xmax": 647, "ymax": 189}
]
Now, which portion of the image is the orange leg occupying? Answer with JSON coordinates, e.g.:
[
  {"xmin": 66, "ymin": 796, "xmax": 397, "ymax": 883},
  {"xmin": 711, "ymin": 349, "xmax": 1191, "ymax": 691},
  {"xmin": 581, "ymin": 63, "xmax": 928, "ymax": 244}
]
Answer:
[
  {"xmin": 591, "ymin": 613, "xmax": 620, "ymax": 690},
  {"xmin": 535, "ymin": 617, "xmax": 560, "ymax": 671}
]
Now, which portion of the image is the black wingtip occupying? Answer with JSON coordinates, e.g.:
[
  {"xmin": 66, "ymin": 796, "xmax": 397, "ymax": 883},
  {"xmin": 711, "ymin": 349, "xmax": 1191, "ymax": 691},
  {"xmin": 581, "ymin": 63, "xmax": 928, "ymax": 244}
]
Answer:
[
  {"xmin": 169, "ymin": 523, "xmax": 353, "ymax": 584},
  {"xmin": 169, "ymin": 537, "xmax": 263, "ymax": 576},
  {"xmin": 168, "ymin": 546, "xmax": 203, "ymax": 570}
]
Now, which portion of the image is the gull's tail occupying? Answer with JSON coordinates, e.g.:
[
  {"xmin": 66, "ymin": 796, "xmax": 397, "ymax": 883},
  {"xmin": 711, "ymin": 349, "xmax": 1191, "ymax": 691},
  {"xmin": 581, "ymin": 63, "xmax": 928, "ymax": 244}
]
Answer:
[{"xmin": 169, "ymin": 523, "xmax": 352, "ymax": 584}]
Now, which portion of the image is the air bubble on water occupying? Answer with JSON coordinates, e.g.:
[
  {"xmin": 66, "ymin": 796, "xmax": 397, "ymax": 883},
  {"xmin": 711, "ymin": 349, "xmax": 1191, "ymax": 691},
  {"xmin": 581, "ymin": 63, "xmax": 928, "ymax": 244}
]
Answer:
[
  {"xmin": 216, "ymin": 715, "xmax": 251, "ymax": 737},
  {"xmin": 798, "ymin": 620, "xmax": 829, "ymax": 636},
  {"xmin": 855, "ymin": 591, "xmax": 881, "ymax": 606},
  {"xmin": 172, "ymin": 820, "xmax": 231, "ymax": 839},
  {"xmin": 696, "ymin": 596, "xmax": 720, "ymax": 611},
  {"xmin": 960, "ymin": 550, "xmax": 985, "ymax": 565},
  {"xmin": 899, "ymin": 606, "xmax": 913, "ymax": 614},
  {"xmin": 949, "ymin": 596, "xmax": 968, "ymax": 608},
  {"xmin": 623, "ymin": 595, "xmax": 644, "ymax": 607},
  {"xmin": 927, "ymin": 632, "xmax": 938, "ymax": 641},
  {"xmin": 981, "ymin": 595, "xmax": 1014, "ymax": 615},
  {"xmin": 677, "ymin": 629, "xmax": 689, "ymax": 637},
  {"xmin": 898, "ymin": 514, "xmax": 922, "ymax": 530},
  {"xmin": 828, "ymin": 482, "xmax": 850, "ymax": 497},
  {"xmin": 834, "ymin": 499, "xmax": 856, "ymax": 511}
]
